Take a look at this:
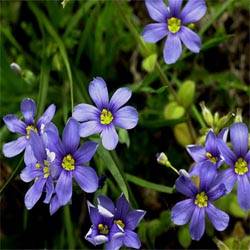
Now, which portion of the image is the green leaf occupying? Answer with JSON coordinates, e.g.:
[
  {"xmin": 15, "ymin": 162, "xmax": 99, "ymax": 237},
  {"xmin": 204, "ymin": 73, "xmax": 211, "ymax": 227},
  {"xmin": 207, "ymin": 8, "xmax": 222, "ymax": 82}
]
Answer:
[
  {"xmin": 177, "ymin": 80, "xmax": 195, "ymax": 108},
  {"xmin": 125, "ymin": 173, "xmax": 173, "ymax": 194},
  {"xmin": 142, "ymin": 53, "xmax": 157, "ymax": 73},
  {"xmin": 164, "ymin": 102, "xmax": 185, "ymax": 120},
  {"xmin": 178, "ymin": 225, "xmax": 192, "ymax": 248},
  {"xmin": 97, "ymin": 147, "xmax": 129, "ymax": 200}
]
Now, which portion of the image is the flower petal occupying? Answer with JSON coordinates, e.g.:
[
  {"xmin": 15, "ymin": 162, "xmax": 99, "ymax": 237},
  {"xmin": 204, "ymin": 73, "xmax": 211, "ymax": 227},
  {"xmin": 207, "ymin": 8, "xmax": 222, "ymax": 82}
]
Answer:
[
  {"xmin": 24, "ymin": 145, "xmax": 36, "ymax": 166},
  {"xmin": 97, "ymin": 195, "xmax": 115, "ymax": 215},
  {"xmin": 89, "ymin": 77, "xmax": 109, "ymax": 109},
  {"xmin": 218, "ymin": 127, "xmax": 229, "ymax": 142},
  {"xmin": 169, "ymin": 0, "xmax": 183, "ymax": 16},
  {"xmin": 237, "ymin": 175, "xmax": 250, "ymax": 210},
  {"xmin": 29, "ymin": 132, "xmax": 46, "ymax": 163},
  {"xmin": 179, "ymin": 26, "xmax": 201, "ymax": 53},
  {"xmin": 145, "ymin": 0, "xmax": 170, "ymax": 22},
  {"xmin": 124, "ymin": 230, "xmax": 141, "ymax": 249},
  {"xmin": 49, "ymin": 195, "xmax": 61, "ymax": 215},
  {"xmin": 218, "ymin": 168, "xmax": 237, "ymax": 194},
  {"xmin": 142, "ymin": 23, "xmax": 168, "ymax": 43},
  {"xmin": 87, "ymin": 201, "xmax": 102, "ymax": 225},
  {"xmin": 181, "ymin": 0, "xmax": 207, "ymax": 24},
  {"xmin": 24, "ymin": 178, "xmax": 46, "ymax": 209},
  {"xmin": 126, "ymin": 210, "xmax": 146, "ymax": 230},
  {"xmin": 189, "ymin": 207, "xmax": 205, "ymax": 241},
  {"xmin": 163, "ymin": 34, "xmax": 182, "ymax": 64},
  {"xmin": 37, "ymin": 104, "xmax": 56, "ymax": 128},
  {"xmin": 207, "ymin": 184, "xmax": 227, "ymax": 201},
  {"xmin": 230, "ymin": 122, "xmax": 249, "ymax": 157},
  {"xmin": 206, "ymin": 203, "xmax": 229, "ymax": 231},
  {"xmin": 3, "ymin": 136, "xmax": 27, "ymax": 158},
  {"xmin": 55, "ymin": 170, "xmax": 72, "ymax": 205},
  {"xmin": 186, "ymin": 145, "xmax": 206, "ymax": 163},
  {"xmin": 101, "ymin": 125, "xmax": 118, "ymax": 150},
  {"xmin": 72, "ymin": 104, "xmax": 99, "ymax": 122},
  {"xmin": 109, "ymin": 87, "xmax": 132, "ymax": 112},
  {"xmin": 115, "ymin": 193, "xmax": 130, "ymax": 219},
  {"xmin": 74, "ymin": 141, "xmax": 99, "ymax": 165},
  {"xmin": 20, "ymin": 98, "xmax": 36, "ymax": 124},
  {"xmin": 175, "ymin": 174, "xmax": 197, "ymax": 197},
  {"xmin": 171, "ymin": 199, "xmax": 194, "ymax": 225},
  {"xmin": 62, "ymin": 118, "xmax": 80, "ymax": 153},
  {"xmin": 79, "ymin": 121, "xmax": 102, "ymax": 137},
  {"xmin": 114, "ymin": 106, "xmax": 138, "ymax": 130},
  {"xmin": 44, "ymin": 177, "xmax": 54, "ymax": 204},
  {"xmin": 73, "ymin": 166, "xmax": 98, "ymax": 193},
  {"xmin": 105, "ymin": 237, "xmax": 124, "ymax": 250},
  {"xmin": 20, "ymin": 166, "xmax": 41, "ymax": 182},
  {"xmin": 200, "ymin": 167, "xmax": 217, "ymax": 191},
  {"xmin": 3, "ymin": 114, "xmax": 26, "ymax": 134},
  {"xmin": 217, "ymin": 139, "xmax": 236, "ymax": 166}
]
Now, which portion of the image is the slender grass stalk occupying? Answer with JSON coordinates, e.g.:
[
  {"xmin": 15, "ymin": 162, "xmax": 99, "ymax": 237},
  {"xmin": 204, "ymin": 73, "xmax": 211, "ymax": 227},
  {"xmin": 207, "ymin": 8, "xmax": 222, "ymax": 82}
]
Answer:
[
  {"xmin": 28, "ymin": 2, "xmax": 74, "ymax": 113},
  {"xmin": 63, "ymin": 205, "xmax": 75, "ymax": 249},
  {"xmin": 0, "ymin": 157, "xmax": 23, "ymax": 194}
]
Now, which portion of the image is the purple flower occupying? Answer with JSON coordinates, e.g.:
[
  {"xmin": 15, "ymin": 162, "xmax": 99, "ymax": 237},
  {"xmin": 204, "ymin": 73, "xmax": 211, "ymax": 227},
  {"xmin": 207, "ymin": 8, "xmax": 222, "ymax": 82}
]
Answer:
[
  {"xmin": 217, "ymin": 122, "xmax": 250, "ymax": 210},
  {"xmin": 97, "ymin": 194, "xmax": 146, "ymax": 250},
  {"xmin": 171, "ymin": 169, "xmax": 229, "ymax": 241},
  {"xmin": 3, "ymin": 98, "xmax": 56, "ymax": 161},
  {"xmin": 85, "ymin": 201, "xmax": 123, "ymax": 248},
  {"xmin": 187, "ymin": 129, "xmax": 228, "ymax": 175},
  {"xmin": 86, "ymin": 194, "xmax": 145, "ymax": 250},
  {"xmin": 142, "ymin": 0, "xmax": 207, "ymax": 64},
  {"xmin": 47, "ymin": 118, "xmax": 99, "ymax": 206},
  {"xmin": 72, "ymin": 77, "xmax": 138, "ymax": 150},
  {"xmin": 20, "ymin": 131, "xmax": 55, "ymax": 210}
]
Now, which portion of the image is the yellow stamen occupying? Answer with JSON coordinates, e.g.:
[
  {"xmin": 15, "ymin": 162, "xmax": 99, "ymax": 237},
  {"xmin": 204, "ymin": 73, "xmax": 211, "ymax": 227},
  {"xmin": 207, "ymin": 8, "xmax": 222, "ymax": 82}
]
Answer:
[
  {"xmin": 98, "ymin": 224, "xmax": 109, "ymax": 235},
  {"xmin": 26, "ymin": 125, "xmax": 38, "ymax": 139},
  {"xmin": 35, "ymin": 163, "xmax": 41, "ymax": 169},
  {"xmin": 234, "ymin": 158, "xmax": 248, "ymax": 175},
  {"xmin": 206, "ymin": 152, "xmax": 217, "ymax": 164},
  {"xmin": 114, "ymin": 219, "xmax": 125, "ymax": 229},
  {"xmin": 100, "ymin": 109, "xmax": 113, "ymax": 125},
  {"xmin": 62, "ymin": 154, "xmax": 75, "ymax": 171},
  {"xmin": 168, "ymin": 17, "xmax": 181, "ymax": 33},
  {"xmin": 195, "ymin": 192, "xmax": 208, "ymax": 208}
]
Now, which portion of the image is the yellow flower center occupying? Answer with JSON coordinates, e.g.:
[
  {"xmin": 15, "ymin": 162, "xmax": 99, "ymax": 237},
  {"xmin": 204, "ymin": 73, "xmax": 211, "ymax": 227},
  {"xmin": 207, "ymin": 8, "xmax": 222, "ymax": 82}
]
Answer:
[
  {"xmin": 114, "ymin": 219, "xmax": 125, "ymax": 229},
  {"xmin": 98, "ymin": 224, "xmax": 109, "ymax": 235},
  {"xmin": 234, "ymin": 158, "xmax": 248, "ymax": 175},
  {"xmin": 100, "ymin": 109, "xmax": 113, "ymax": 125},
  {"xmin": 206, "ymin": 152, "xmax": 217, "ymax": 164},
  {"xmin": 26, "ymin": 125, "xmax": 38, "ymax": 139},
  {"xmin": 35, "ymin": 163, "xmax": 41, "ymax": 169},
  {"xmin": 195, "ymin": 192, "xmax": 208, "ymax": 208},
  {"xmin": 167, "ymin": 17, "xmax": 181, "ymax": 33},
  {"xmin": 35, "ymin": 161, "xmax": 50, "ymax": 178},
  {"xmin": 62, "ymin": 154, "xmax": 75, "ymax": 171}
]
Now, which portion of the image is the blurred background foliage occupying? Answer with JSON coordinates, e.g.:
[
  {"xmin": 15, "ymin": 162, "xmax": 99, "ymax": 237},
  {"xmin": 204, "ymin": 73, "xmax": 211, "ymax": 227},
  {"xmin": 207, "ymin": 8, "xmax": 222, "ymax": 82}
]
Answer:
[{"xmin": 0, "ymin": 0, "xmax": 249, "ymax": 249}]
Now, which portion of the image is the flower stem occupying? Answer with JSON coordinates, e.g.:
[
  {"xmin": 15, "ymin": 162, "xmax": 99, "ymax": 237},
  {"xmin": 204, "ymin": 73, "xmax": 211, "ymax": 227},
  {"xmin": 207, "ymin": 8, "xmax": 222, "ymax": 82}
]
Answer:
[
  {"xmin": 63, "ymin": 205, "xmax": 75, "ymax": 249},
  {"xmin": 0, "ymin": 157, "xmax": 23, "ymax": 194}
]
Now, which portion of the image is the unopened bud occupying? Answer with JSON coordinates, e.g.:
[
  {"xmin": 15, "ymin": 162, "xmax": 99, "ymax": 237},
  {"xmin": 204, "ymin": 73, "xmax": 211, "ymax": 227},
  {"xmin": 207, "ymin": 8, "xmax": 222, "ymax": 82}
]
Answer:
[
  {"xmin": 10, "ymin": 62, "xmax": 22, "ymax": 75},
  {"xmin": 218, "ymin": 113, "xmax": 233, "ymax": 129},
  {"xmin": 200, "ymin": 102, "xmax": 213, "ymax": 127},
  {"xmin": 235, "ymin": 108, "xmax": 242, "ymax": 122},
  {"xmin": 156, "ymin": 152, "xmax": 168, "ymax": 166}
]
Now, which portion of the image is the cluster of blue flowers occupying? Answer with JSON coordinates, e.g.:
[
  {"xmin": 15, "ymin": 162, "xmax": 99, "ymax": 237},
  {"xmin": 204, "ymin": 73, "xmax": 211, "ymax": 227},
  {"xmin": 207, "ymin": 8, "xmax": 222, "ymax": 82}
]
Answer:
[
  {"xmin": 171, "ymin": 123, "xmax": 250, "ymax": 240},
  {"xmin": 3, "ymin": 77, "xmax": 144, "ymax": 249}
]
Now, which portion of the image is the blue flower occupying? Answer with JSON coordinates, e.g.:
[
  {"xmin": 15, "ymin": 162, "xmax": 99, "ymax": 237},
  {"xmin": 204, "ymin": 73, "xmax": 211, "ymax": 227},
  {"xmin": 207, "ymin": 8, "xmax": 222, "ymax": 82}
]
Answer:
[
  {"xmin": 20, "ymin": 131, "xmax": 55, "ymax": 210},
  {"xmin": 47, "ymin": 118, "xmax": 99, "ymax": 206},
  {"xmin": 217, "ymin": 122, "xmax": 250, "ymax": 210},
  {"xmin": 142, "ymin": 0, "xmax": 207, "ymax": 64},
  {"xmin": 73, "ymin": 77, "xmax": 138, "ymax": 150},
  {"xmin": 86, "ymin": 194, "xmax": 146, "ymax": 250},
  {"xmin": 171, "ymin": 169, "xmax": 229, "ymax": 241},
  {"xmin": 187, "ymin": 129, "xmax": 228, "ymax": 175},
  {"xmin": 3, "ymin": 98, "xmax": 56, "ymax": 161}
]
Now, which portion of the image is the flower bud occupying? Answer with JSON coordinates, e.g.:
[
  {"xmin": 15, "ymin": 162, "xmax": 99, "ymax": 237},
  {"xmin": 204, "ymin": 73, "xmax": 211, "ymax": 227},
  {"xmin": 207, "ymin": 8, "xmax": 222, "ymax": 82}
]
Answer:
[
  {"xmin": 156, "ymin": 152, "xmax": 168, "ymax": 166},
  {"xmin": 235, "ymin": 108, "xmax": 242, "ymax": 122},
  {"xmin": 200, "ymin": 102, "xmax": 213, "ymax": 127},
  {"xmin": 10, "ymin": 62, "xmax": 22, "ymax": 75}
]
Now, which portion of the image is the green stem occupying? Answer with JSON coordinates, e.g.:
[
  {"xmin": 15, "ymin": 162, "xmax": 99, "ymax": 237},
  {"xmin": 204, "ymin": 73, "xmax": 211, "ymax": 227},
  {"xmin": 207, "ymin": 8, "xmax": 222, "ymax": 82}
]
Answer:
[
  {"xmin": 63, "ymin": 205, "xmax": 75, "ymax": 249},
  {"xmin": 0, "ymin": 157, "xmax": 23, "ymax": 194}
]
